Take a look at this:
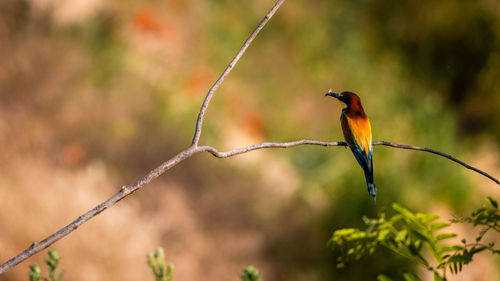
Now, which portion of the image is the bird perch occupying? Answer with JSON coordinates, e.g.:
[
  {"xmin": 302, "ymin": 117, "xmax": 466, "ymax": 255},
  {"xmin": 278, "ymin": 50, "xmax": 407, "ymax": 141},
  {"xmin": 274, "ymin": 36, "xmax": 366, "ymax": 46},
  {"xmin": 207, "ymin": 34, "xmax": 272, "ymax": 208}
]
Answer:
[{"xmin": 0, "ymin": 0, "xmax": 497, "ymax": 274}]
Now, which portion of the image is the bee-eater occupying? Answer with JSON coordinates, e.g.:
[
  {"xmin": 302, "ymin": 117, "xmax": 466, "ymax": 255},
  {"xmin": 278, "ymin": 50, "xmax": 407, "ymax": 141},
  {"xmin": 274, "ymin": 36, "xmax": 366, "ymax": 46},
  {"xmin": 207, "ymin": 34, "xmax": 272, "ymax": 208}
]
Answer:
[{"xmin": 325, "ymin": 90, "xmax": 377, "ymax": 201}]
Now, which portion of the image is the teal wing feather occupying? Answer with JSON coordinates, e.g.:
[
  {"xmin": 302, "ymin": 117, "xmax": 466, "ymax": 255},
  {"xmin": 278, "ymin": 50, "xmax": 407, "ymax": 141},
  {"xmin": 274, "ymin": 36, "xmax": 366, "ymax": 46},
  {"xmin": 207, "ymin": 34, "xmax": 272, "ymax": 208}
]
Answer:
[{"xmin": 341, "ymin": 113, "xmax": 376, "ymax": 200}]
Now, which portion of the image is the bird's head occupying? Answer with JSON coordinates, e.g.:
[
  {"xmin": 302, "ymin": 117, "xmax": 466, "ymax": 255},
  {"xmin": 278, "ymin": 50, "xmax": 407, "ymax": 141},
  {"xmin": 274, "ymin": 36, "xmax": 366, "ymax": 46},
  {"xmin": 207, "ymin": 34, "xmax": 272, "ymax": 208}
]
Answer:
[{"xmin": 325, "ymin": 90, "xmax": 361, "ymax": 109}]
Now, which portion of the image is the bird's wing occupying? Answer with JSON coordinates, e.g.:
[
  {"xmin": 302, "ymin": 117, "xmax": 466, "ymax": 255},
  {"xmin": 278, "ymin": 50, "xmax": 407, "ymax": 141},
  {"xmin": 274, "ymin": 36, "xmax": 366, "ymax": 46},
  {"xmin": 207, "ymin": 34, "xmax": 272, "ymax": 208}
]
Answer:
[{"xmin": 344, "ymin": 115, "xmax": 372, "ymax": 159}]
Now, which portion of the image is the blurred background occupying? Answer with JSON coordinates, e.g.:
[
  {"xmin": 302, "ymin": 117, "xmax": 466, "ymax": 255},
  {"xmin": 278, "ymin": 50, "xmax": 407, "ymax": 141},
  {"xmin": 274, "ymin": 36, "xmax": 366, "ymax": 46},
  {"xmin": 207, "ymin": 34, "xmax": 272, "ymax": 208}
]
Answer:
[{"xmin": 1, "ymin": 0, "xmax": 499, "ymax": 280}]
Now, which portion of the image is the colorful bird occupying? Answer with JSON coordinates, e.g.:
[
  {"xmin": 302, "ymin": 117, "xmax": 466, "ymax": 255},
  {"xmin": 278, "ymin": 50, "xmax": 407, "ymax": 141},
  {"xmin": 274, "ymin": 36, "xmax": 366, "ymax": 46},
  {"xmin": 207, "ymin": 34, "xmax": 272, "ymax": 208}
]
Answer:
[{"xmin": 325, "ymin": 90, "xmax": 377, "ymax": 201}]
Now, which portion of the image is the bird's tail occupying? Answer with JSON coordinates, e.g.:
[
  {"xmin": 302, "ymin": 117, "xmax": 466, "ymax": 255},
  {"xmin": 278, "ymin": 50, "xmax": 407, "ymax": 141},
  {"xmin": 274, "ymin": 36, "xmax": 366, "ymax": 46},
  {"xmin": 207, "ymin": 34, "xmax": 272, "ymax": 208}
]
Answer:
[
  {"xmin": 364, "ymin": 171, "xmax": 377, "ymax": 203},
  {"xmin": 367, "ymin": 182, "xmax": 377, "ymax": 203}
]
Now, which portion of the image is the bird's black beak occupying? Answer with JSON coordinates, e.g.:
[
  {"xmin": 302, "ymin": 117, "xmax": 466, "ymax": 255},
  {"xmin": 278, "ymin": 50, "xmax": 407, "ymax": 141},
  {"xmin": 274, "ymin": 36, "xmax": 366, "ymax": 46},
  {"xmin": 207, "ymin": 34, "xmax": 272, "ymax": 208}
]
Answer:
[{"xmin": 325, "ymin": 91, "xmax": 340, "ymax": 99}]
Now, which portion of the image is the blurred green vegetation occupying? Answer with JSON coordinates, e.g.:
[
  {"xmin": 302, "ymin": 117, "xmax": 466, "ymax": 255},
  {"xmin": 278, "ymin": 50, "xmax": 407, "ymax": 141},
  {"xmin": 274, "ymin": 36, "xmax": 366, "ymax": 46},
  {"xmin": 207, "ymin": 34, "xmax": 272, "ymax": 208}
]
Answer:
[
  {"xmin": 1, "ymin": 0, "xmax": 499, "ymax": 280},
  {"xmin": 28, "ymin": 250, "xmax": 64, "ymax": 281},
  {"xmin": 330, "ymin": 197, "xmax": 500, "ymax": 280}
]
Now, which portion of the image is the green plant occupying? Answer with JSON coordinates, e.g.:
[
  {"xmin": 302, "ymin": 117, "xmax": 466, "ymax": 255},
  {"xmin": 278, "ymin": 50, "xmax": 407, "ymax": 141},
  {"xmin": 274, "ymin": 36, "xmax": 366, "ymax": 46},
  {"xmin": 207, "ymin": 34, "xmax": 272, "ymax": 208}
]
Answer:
[
  {"xmin": 27, "ymin": 248, "xmax": 263, "ymax": 281},
  {"xmin": 241, "ymin": 266, "xmax": 261, "ymax": 281},
  {"xmin": 28, "ymin": 250, "xmax": 64, "ymax": 281},
  {"xmin": 329, "ymin": 197, "xmax": 500, "ymax": 280},
  {"xmin": 146, "ymin": 247, "xmax": 262, "ymax": 281},
  {"xmin": 147, "ymin": 248, "xmax": 174, "ymax": 281}
]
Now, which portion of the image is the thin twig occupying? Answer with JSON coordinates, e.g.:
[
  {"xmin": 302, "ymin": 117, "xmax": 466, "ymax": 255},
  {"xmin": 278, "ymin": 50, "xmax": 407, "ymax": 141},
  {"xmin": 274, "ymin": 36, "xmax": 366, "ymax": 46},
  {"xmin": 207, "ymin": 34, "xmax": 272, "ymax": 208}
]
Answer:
[
  {"xmin": 198, "ymin": 140, "xmax": 346, "ymax": 158},
  {"xmin": 0, "ymin": 0, "xmax": 287, "ymax": 274},
  {"xmin": 0, "ymin": 146, "xmax": 204, "ymax": 274},
  {"xmin": 198, "ymin": 141, "xmax": 499, "ymax": 185},
  {"xmin": 374, "ymin": 141, "xmax": 500, "ymax": 185},
  {"xmin": 1, "ymin": 140, "xmax": 498, "ymax": 274},
  {"xmin": 192, "ymin": 0, "xmax": 286, "ymax": 146}
]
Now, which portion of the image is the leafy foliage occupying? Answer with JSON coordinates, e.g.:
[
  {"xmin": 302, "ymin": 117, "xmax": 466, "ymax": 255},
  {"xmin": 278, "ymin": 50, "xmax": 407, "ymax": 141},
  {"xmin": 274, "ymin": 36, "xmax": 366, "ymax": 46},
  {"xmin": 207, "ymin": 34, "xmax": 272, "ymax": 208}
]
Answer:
[
  {"xmin": 329, "ymin": 197, "xmax": 500, "ymax": 280},
  {"xmin": 28, "ymin": 250, "xmax": 64, "ymax": 281},
  {"xmin": 22, "ymin": 199, "xmax": 500, "ymax": 281}
]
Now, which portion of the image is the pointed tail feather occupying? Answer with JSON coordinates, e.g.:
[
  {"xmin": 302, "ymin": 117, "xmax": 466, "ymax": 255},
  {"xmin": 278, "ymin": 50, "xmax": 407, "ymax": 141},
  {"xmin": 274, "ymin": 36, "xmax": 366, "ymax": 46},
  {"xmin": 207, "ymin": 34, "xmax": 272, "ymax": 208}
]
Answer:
[
  {"xmin": 367, "ymin": 182, "xmax": 377, "ymax": 203},
  {"xmin": 363, "ymin": 169, "xmax": 377, "ymax": 202}
]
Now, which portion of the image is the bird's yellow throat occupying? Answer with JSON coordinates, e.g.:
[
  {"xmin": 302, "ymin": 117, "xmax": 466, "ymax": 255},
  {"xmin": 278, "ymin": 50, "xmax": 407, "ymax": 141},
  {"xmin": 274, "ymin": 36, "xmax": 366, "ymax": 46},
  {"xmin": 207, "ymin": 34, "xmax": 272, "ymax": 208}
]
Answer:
[{"xmin": 338, "ymin": 100, "xmax": 347, "ymax": 109}]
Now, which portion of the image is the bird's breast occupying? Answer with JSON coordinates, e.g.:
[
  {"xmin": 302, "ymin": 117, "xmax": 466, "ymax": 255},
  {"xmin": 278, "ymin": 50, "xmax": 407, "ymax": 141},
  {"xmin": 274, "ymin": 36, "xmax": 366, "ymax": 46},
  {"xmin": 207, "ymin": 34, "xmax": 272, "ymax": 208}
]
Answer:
[{"xmin": 341, "ymin": 113, "xmax": 372, "ymax": 158}]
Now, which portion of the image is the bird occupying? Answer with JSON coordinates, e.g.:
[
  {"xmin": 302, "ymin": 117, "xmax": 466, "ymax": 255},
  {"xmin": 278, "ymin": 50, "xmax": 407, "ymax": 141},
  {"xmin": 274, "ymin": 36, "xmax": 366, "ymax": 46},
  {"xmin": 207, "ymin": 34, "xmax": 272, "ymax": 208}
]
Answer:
[{"xmin": 325, "ymin": 90, "xmax": 377, "ymax": 201}]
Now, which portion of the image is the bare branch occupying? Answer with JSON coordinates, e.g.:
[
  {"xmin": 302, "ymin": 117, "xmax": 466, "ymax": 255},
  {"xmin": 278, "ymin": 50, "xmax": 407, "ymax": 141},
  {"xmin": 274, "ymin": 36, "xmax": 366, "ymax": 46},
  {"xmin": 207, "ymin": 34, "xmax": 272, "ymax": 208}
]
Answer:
[
  {"xmin": 199, "ymin": 140, "xmax": 499, "ymax": 184},
  {"xmin": 191, "ymin": 0, "xmax": 287, "ymax": 146},
  {"xmin": 1, "ymin": 137, "xmax": 498, "ymax": 273},
  {"xmin": 0, "ymin": 0, "xmax": 287, "ymax": 274},
  {"xmin": 199, "ymin": 140, "xmax": 347, "ymax": 158},
  {"xmin": 374, "ymin": 141, "xmax": 500, "ymax": 185},
  {"xmin": 0, "ymin": 146, "xmax": 204, "ymax": 274}
]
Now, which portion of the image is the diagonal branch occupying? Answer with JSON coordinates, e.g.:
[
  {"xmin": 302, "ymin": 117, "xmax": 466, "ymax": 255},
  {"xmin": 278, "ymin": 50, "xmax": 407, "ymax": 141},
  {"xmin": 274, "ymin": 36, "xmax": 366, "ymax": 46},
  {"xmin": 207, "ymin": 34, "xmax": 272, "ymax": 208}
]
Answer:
[
  {"xmin": 192, "ymin": 0, "xmax": 286, "ymax": 146},
  {"xmin": 0, "ymin": 146, "xmax": 204, "ymax": 275},
  {"xmin": 0, "ymin": 0, "xmax": 288, "ymax": 274},
  {"xmin": 374, "ymin": 141, "xmax": 500, "ymax": 185}
]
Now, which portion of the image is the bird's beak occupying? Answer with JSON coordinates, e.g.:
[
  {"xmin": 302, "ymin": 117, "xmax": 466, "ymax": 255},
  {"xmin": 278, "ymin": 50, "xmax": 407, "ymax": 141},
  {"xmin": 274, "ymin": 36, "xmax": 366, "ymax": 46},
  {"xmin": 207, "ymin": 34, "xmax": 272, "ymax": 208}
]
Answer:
[
  {"xmin": 325, "ymin": 91, "xmax": 340, "ymax": 99},
  {"xmin": 325, "ymin": 90, "xmax": 347, "ymax": 109}
]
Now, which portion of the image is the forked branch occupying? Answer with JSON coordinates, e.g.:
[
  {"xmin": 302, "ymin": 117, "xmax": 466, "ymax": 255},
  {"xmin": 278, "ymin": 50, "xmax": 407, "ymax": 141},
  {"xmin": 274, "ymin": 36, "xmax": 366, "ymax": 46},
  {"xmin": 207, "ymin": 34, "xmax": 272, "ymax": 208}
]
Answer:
[
  {"xmin": 0, "ymin": 140, "xmax": 497, "ymax": 274},
  {"xmin": 0, "ymin": 0, "xmax": 498, "ymax": 275},
  {"xmin": 0, "ymin": 0, "xmax": 288, "ymax": 274}
]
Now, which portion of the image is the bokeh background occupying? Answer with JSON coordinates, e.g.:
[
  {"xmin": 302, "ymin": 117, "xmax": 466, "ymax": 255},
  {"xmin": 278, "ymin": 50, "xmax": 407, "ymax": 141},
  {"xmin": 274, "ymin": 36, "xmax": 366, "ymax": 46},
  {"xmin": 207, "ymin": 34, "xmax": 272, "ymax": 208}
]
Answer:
[{"xmin": 1, "ymin": 0, "xmax": 500, "ymax": 280}]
